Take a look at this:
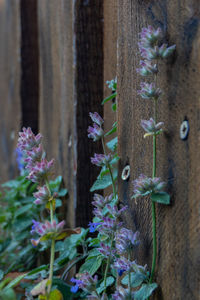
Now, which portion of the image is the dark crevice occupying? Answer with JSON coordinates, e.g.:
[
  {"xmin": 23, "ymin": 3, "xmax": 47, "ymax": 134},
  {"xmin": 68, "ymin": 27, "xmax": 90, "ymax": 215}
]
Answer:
[{"xmin": 20, "ymin": 0, "xmax": 39, "ymax": 134}]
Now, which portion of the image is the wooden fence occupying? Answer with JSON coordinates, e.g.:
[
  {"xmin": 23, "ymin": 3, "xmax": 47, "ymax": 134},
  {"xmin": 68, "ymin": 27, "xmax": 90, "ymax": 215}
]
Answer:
[{"xmin": 0, "ymin": 1, "xmax": 199, "ymax": 299}]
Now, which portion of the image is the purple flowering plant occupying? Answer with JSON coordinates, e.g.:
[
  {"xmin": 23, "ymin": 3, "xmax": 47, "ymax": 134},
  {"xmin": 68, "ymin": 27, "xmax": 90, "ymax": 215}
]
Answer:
[{"xmin": 16, "ymin": 127, "xmax": 81, "ymax": 298}]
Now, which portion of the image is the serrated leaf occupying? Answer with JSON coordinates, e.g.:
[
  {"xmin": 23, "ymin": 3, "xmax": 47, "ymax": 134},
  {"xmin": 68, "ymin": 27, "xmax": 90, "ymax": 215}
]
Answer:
[
  {"xmin": 90, "ymin": 176, "xmax": 112, "ymax": 192},
  {"xmin": 101, "ymin": 92, "xmax": 117, "ymax": 105},
  {"xmin": 151, "ymin": 192, "xmax": 170, "ymax": 205},
  {"xmin": 121, "ymin": 272, "xmax": 146, "ymax": 287},
  {"xmin": 134, "ymin": 283, "xmax": 158, "ymax": 300}
]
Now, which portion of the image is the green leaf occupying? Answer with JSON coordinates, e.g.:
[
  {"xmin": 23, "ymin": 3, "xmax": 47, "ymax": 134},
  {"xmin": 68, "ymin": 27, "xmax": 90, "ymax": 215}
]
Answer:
[
  {"xmin": 90, "ymin": 176, "xmax": 112, "ymax": 192},
  {"xmin": 58, "ymin": 188, "xmax": 68, "ymax": 197},
  {"xmin": 52, "ymin": 278, "xmax": 73, "ymax": 300},
  {"xmin": 79, "ymin": 256, "xmax": 103, "ymax": 275},
  {"xmin": 96, "ymin": 276, "xmax": 114, "ymax": 294},
  {"xmin": 151, "ymin": 192, "xmax": 170, "ymax": 205},
  {"xmin": 89, "ymin": 238, "xmax": 100, "ymax": 247},
  {"xmin": 4, "ymin": 273, "xmax": 27, "ymax": 290},
  {"xmin": 101, "ymin": 92, "xmax": 117, "ymax": 105},
  {"xmin": 0, "ymin": 288, "xmax": 16, "ymax": 300},
  {"xmin": 86, "ymin": 248, "xmax": 101, "ymax": 259},
  {"xmin": 0, "ymin": 270, "xmax": 4, "ymax": 280},
  {"xmin": 26, "ymin": 265, "xmax": 48, "ymax": 277},
  {"xmin": 15, "ymin": 204, "xmax": 33, "ymax": 217},
  {"xmin": 112, "ymin": 102, "xmax": 117, "ymax": 111},
  {"xmin": 121, "ymin": 272, "xmax": 146, "ymax": 287},
  {"xmin": 134, "ymin": 283, "xmax": 158, "ymax": 300},
  {"xmin": 106, "ymin": 137, "xmax": 118, "ymax": 152},
  {"xmin": 104, "ymin": 122, "xmax": 117, "ymax": 137},
  {"xmin": 49, "ymin": 289, "xmax": 63, "ymax": 300}
]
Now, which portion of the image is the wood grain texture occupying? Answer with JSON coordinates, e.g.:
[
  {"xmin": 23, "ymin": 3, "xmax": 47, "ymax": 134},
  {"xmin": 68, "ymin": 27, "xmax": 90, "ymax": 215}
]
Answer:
[
  {"xmin": 117, "ymin": 1, "xmax": 200, "ymax": 299},
  {"xmin": 38, "ymin": 0, "xmax": 75, "ymax": 227},
  {"xmin": 38, "ymin": 0, "xmax": 103, "ymax": 227},
  {"xmin": 103, "ymin": 0, "xmax": 117, "ymax": 196},
  {"xmin": 0, "ymin": 0, "xmax": 21, "ymax": 181}
]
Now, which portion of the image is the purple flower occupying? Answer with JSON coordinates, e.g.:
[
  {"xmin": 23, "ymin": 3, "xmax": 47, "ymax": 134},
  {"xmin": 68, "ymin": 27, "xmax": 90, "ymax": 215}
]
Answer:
[
  {"xmin": 106, "ymin": 204, "xmax": 127, "ymax": 218},
  {"xmin": 88, "ymin": 222, "xmax": 101, "ymax": 233},
  {"xmin": 33, "ymin": 185, "xmax": 50, "ymax": 205},
  {"xmin": 18, "ymin": 127, "xmax": 42, "ymax": 151},
  {"xmin": 115, "ymin": 228, "xmax": 140, "ymax": 254},
  {"xmin": 97, "ymin": 242, "xmax": 114, "ymax": 258},
  {"xmin": 27, "ymin": 158, "xmax": 54, "ymax": 183},
  {"xmin": 30, "ymin": 219, "xmax": 65, "ymax": 246},
  {"xmin": 92, "ymin": 193, "xmax": 113, "ymax": 209},
  {"xmin": 141, "ymin": 118, "xmax": 163, "ymax": 137},
  {"xmin": 158, "ymin": 44, "xmax": 176, "ymax": 58},
  {"xmin": 91, "ymin": 153, "xmax": 112, "ymax": 167},
  {"xmin": 139, "ymin": 26, "xmax": 162, "ymax": 49},
  {"xmin": 133, "ymin": 174, "xmax": 166, "ymax": 198},
  {"xmin": 112, "ymin": 286, "xmax": 131, "ymax": 300},
  {"xmin": 70, "ymin": 278, "xmax": 83, "ymax": 293},
  {"xmin": 71, "ymin": 272, "xmax": 98, "ymax": 294},
  {"xmin": 136, "ymin": 60, "xmax": 158, "ymax": 76},
  {"xmin": 113, "ymin": 257, "xmax": 133, "ymax": 273},
  {"xmin": 89, "ymin": 112, "xmax": 104, "ymax": 126},
  {"xmin": 138, "ymin": 82, "xmax": 162, "ymax": 100},
  {"xmin": 88, "ymin": 123, "xmax": 104, "ymax": 141},
  {"xmin": 25, "ymin": 144, "xmax": 44, "ymax": 169}
]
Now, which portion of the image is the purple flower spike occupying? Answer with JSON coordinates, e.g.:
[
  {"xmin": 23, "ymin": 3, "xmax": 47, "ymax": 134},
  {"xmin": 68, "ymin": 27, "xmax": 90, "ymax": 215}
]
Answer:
[
  {"xmin": 92, "ymin": 193, "xmax": 113, "ymax": 209},
  {"xmin": 138, "ymin": 82, "xmax": 162, "ymax": 100},
  {"xmin": 133, "ymin": 174, "xmax": 166, "ymax": 198},
  {"xmin": 71, "ymin": 272, "xmax": 98, "ymax": 294},
  {"xmin": 33, "ymin": 185, "xmax": 49, "ymax": 205},
  {"xmin": 18, "ymin": 127, "xmax": 42, "ymax": 151},
  {"xmin": 112, "ymin": 286, "xmax": 131, "ymax": 300},
  {"xmin": 141, "ymin": 118, "xmax": 164, "ymax": 137},
  {"xmin": 89, "ymin": 112, "xmax": 104, "ymax": 126},
  {"xmin": 113, "ymin": 257, "xmax": 133, "ymax": 273},
  {"xmin": 115, "ymin": 228, "xmax": 140, "ymax": 254},
  {"xmin": 27, "ymin": 158, "xmax": 54, "ymax": 183},
  {"xmin": 136, "ymin": 60, "xmax": 158, "ymax": 76},
  {"xmin": 159, "ymin": 44, "xmax": 176, "ymax": 58},
  {"xmin": 91, "ymin": 153, "xmax": 112, "ymax": 167},
  {"xmin": 139, "ymin": 26, "xmax": 162, "ymax": 49},
  {"xmin": 25, "ymin": 144, "xmax": 44, "ymax": 169},
  {"xmin": 88, "ymin": 123, "xmax": 104, "ymax": 141}
]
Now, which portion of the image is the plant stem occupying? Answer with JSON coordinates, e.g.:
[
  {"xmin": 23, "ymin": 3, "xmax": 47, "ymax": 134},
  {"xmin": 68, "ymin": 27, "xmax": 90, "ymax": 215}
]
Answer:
[
  {"xmin": 45, "ymin": 180, "xmax": 55, "ymax": 296},
  {"xmin": 128, "ymin": 251, "xmax": 131, "ymax": 298},
  {"xmin": 101, "ymin": 138, "xmax": 117, "ymax": 198},
  {"xmin": 150, "ymin": 99, "xmax": 157, "ymax": 284},
  {"xmin": 103, "ymin": 233, "xmax": 114, "ymax": 289}
]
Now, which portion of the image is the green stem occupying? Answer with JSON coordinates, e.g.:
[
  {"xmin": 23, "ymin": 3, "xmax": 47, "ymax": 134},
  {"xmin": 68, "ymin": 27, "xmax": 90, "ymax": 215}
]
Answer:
[
  {"xmin": 128, "ymin": 251, "xmax": 131, "ymax": 298},
  {"xmin": 45, "ymin": 180, "xmax": 55, "ymax": 296},
  {"xmin": 149, "ymin": 99, "xmax": 157, "ymax": 284},
  {"xmin": 101, "ymin": 138, "xmax": 117, "ymax": 199},
  {"xmin": 103, "ymin": 233, "xmax": 114, "ymax": 289},
  {"xmin": 48, "ymin": 238, "xmax": 55, "ymax": 295}
]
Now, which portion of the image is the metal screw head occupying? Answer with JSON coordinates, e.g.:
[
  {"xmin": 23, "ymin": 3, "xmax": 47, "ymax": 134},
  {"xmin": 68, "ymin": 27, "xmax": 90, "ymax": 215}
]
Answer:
[
  {"xmin": 180, "ymin": 120, "xmax": 189, "ymax": 140},
  {"xmin": 121, "ymin": 165, "xmax": 130, "ymax": 181}
]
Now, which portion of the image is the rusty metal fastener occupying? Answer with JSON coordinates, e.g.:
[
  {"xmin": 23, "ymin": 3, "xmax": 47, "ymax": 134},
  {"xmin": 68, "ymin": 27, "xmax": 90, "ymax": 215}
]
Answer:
[
  {"xmin": 180, "ymin": 120, "xmax": 189, "ymax": 140},
  {"xmin": 121, "ymin": 165, "xmax": 130, "ymax": 181}
]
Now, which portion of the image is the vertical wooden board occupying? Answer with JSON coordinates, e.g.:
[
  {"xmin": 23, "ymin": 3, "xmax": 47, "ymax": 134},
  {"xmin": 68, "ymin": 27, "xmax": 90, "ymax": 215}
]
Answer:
[
  {"xmin": 74, "ymin": 0, "xmax": 103, "ymax": 227},
  {"xmin": 0, "ymin": 0, "xmax": 21, "ymax": 181},
  {"xmin": 103, "ymin": 0, "xmax": 117, "ymax": 131},
  {"xmin": 38, "ymin": 0, "xmax": 75, "ymax": 227},
  {"xmin": 117, "ymin": 1, "xmax": 200, "ymax": 299}
]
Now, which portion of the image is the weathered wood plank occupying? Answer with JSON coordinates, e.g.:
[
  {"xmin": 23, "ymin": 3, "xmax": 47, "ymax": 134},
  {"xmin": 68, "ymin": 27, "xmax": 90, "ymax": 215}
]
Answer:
[
  {"xmin": 117, "ymin": 1, "xmax": 200, "ymax": 299},
  {"xmin": 0, "ymin": 0, "xmax": 21, "ymax": 181},
  {"xmin": 38, "ymin": 0, "xmax": 103, "ymax": 227},
  {"xmin": 38, "ymin": 0, "xmax": 75, "ymax": 227}
]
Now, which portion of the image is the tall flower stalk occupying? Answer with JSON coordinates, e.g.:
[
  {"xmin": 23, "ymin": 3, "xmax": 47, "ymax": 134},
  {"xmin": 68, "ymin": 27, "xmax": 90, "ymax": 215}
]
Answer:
[
  {"xmin": 17, "ymin": 127, "xmax": 79, "ymax": 298},
  {"xmin": 135, "ymin": 25, "xmax": 175, "ymax": 286}
]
